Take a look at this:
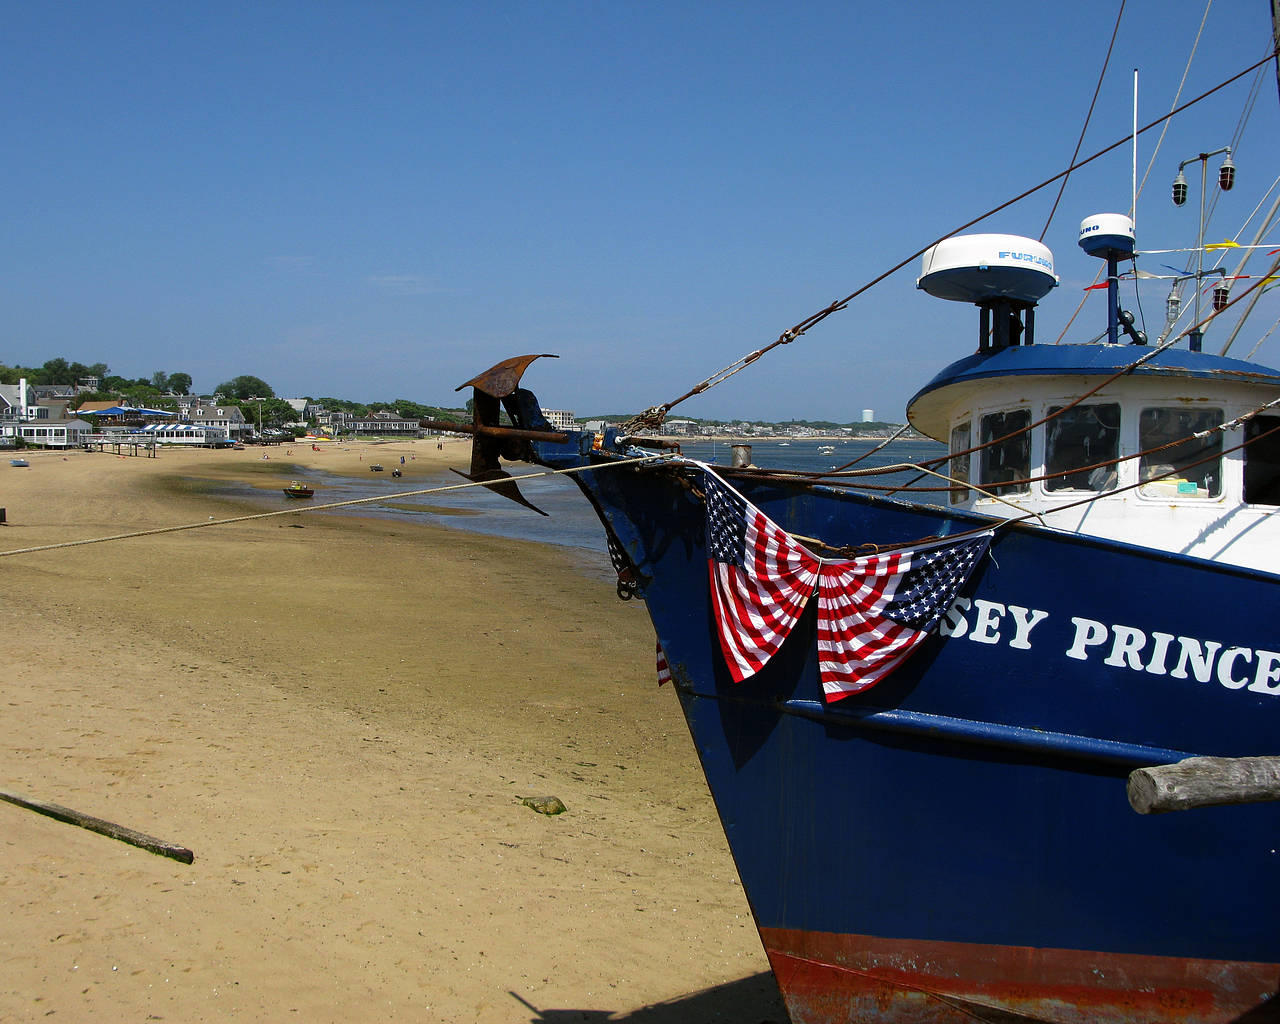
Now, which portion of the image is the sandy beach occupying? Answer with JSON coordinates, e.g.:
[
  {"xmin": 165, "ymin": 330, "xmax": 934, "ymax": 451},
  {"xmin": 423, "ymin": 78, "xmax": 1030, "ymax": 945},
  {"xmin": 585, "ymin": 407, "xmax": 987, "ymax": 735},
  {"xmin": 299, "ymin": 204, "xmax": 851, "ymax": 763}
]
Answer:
[{"xmin": 0, "ymin": 439, "xmax": 786, "ymax": 1022}]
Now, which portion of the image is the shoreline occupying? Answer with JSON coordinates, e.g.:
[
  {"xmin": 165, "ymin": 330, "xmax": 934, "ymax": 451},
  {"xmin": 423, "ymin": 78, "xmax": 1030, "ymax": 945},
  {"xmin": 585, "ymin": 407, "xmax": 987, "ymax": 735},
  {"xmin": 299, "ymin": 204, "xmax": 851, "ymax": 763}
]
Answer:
[
  {"xmin": 648, "ymin": 433, "xmax": 922, "ymax": 443},
  {"xmin": 0, "ymin": 440, "xmax": 785, "ymax": 1022}
]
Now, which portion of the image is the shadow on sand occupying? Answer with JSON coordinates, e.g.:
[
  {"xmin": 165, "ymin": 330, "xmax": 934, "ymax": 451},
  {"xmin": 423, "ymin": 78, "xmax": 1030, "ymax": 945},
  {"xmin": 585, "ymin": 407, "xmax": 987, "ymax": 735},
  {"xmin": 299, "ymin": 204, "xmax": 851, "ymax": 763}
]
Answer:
[{"xmin": 510, "ymin": 971, "xmax": 788, "ymax": 1023}]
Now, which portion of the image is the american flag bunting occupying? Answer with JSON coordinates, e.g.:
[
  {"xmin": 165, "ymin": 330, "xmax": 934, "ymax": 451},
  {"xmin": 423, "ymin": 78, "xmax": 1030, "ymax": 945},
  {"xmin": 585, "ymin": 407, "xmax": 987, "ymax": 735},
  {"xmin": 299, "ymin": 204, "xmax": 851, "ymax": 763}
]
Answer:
[
  {"xmin": 816, "ymin": 533, "xmax": 991, "ymax": 701},
  {"xmin": 704, "ymin": 472, "xmax": 819, "ymax": 682},
  {"xmin": 700, "ymin": 468, "xmax": 990, "ymax": 697}
]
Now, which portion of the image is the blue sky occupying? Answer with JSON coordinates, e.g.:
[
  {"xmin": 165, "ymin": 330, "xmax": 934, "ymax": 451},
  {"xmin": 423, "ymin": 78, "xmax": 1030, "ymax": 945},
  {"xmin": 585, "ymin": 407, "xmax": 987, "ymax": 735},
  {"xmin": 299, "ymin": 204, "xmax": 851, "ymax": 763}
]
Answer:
[{"xmin": 4, "ymin": 1, "xmax": 1278, "ymax": 421}]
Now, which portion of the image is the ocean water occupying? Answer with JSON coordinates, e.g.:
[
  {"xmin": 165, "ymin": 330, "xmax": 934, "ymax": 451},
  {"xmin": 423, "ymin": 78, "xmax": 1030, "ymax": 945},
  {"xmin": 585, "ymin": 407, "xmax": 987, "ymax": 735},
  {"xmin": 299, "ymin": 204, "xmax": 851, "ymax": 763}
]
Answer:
[
  {"xmin": 228, "ymin": 438, "xmax": 948, "ymax": 559},
  {"xmin": 680, "ymin": 437, "xmax": 947, "ymax": 479}
]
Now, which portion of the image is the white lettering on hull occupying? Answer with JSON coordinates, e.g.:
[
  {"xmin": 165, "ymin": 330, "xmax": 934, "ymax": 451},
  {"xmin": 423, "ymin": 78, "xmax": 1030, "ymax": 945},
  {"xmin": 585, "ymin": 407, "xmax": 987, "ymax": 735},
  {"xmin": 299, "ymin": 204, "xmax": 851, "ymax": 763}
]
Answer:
[{"xmin": 938, "ymin": 606, "xmax": 1280, "ymax": 697}]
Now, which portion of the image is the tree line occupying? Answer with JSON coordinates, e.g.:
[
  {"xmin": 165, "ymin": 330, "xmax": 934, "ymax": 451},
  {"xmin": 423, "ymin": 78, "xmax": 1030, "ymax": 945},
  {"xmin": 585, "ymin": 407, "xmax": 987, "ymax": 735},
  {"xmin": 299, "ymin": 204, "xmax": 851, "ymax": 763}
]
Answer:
[
  {"xmin": 1, "ymin": 358, "xmax": 466, "ymax": 431},
  {"xmin": 0, "ymin": 357, "xmax": 193, "ymax": 397}
]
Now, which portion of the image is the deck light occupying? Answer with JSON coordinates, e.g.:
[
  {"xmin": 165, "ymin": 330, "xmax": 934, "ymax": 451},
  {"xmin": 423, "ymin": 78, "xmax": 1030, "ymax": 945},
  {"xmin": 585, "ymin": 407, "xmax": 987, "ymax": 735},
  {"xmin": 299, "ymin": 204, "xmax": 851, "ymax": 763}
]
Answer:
[
  {"xmin": 1172, "ymin": 146, "xmax": 1235, "ymax": 351},
  {"xmin": 1218, "ymin": 153, "xmax": 1235, "ymax": 191}
]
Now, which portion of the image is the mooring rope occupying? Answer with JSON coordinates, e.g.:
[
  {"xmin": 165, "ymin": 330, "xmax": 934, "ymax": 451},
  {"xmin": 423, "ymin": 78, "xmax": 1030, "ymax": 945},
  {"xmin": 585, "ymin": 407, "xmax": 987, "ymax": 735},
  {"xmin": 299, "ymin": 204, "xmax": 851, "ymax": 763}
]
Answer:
[{"xmin": 0, "ymin": 453, "xmax": 676, "ymax": 559}]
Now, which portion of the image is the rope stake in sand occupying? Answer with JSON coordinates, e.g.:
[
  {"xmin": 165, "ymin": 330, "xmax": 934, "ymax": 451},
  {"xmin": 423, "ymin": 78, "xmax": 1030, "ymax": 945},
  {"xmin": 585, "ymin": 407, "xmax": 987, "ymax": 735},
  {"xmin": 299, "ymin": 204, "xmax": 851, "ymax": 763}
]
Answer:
[
  {"xmin": 0, "ymin": 454, "xmax": 676, "ymax": 559},
  {"xmin": 0, "ymin": 789, "xmax": 195, "ymax": 864}
]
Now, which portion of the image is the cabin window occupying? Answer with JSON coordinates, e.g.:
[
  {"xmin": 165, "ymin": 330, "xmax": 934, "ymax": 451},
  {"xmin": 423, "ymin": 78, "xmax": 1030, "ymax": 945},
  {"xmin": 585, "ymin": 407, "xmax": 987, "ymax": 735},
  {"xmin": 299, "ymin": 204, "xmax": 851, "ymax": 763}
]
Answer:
[
  {"xmin": 1044, "ymin": 403, "xmax": 1120, "ymax": 491},
  {"xmin": 1138, "ymin": 407, "xmax": 1223, "ymax": 498},
  {"xmin": 979, "ymin": 409, "xmax": 1031, "ymax": 495},
  {"xmin": 1243, "ymin": 415, "xmax": 1280, "ymax": 505},
  {"xmin": 949, "ymin": 421, "xmax": 971, "ymax": 503}
]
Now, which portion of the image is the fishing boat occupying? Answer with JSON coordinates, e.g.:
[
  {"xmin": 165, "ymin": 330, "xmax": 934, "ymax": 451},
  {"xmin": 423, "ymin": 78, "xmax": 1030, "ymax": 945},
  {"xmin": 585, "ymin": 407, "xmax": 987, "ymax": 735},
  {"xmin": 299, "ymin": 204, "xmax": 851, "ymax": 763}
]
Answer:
[
  {"xmin": 282, "ymin": 480, "xmax": 314, "ymax": 498},
  {"xmin": 448, "ymin": 255, "xmax": 1280, "ymax": 1021},
  {"xmin": 9, "ymin": 458, "xmax": 29, "ymax": 467},
  {"xmin": 426, "ymin": 20, "xmax": 1280, "ymax": 1024}
]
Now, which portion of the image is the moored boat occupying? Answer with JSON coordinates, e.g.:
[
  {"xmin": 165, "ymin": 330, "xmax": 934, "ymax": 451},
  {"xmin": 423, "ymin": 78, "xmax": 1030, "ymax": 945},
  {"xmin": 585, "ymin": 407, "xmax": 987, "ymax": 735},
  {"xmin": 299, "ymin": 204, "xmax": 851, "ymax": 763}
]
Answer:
[
  {"xmin": 430, "ymin": 13, "xmax": 1280, "ymax": 1022},
  {"xmin": 282, "ymin": 480, "xmax": 314, "ymax": 498},
  {"xmin": 459, "ymin": 310, "xmax": 1280, "ymax": 1020}
]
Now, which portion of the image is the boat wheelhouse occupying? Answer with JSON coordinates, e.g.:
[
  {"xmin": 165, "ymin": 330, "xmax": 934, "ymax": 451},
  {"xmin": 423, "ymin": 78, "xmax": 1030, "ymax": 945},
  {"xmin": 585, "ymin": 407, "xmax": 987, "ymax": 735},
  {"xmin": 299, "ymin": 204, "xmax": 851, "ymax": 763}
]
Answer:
[{"xmin": 909, "ymin": 230, "xmax": 1280, "ymax": 572}]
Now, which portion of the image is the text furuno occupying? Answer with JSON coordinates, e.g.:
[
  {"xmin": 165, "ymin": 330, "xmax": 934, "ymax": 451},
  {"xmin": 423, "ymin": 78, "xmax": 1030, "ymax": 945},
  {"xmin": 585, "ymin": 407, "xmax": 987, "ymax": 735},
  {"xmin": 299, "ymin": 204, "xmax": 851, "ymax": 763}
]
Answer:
[{"xmin": 938, "ymin": 597, "xmax": 1280, "ymax": 696}]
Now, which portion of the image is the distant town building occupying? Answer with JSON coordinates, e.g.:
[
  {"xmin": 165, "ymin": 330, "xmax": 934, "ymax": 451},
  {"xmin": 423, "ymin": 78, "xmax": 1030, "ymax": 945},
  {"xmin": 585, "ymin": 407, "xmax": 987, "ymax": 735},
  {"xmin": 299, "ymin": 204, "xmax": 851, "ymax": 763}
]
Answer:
[
  {"xmin": 0, "ymin": 380, "xmax": 30, "ymax": 422},
  {"xmin": 861, "ymin": 409, "xmax": 874, "ymax": 422},
  {"xmin": 283, "ymin": 398, "xmax": 325, "ymax": 421},
  {"xmin": 317, "ymin": 410, "xmax": 353, "ymax": 429},
  {"xmin": 4, "ymin": 418, "xmax": 93, "ymax": 448},
  {"xmin": 347, "ymin": 410, "xmax": 423, "ymax": 436},
  {"xmin": 540, "ymin": 409, "xmax": 577, "ymax": 431},
  {"xmin": 30, "ymin": 384, "xmax": 77, "ymax": 402},
  {"xmin": 189, "ymin": 404, "xmax": 251, "ymax": 441}
]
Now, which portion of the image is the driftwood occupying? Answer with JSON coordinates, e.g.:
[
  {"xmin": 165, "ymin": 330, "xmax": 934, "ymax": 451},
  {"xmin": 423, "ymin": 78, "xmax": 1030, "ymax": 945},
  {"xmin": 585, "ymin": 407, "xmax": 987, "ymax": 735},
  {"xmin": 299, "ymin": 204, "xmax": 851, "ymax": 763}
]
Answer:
[
  {"xmin": 0, "ymin": 789, "xmax": 194, "ymax": 863},
  {"xmin": 1127, "ymin": 756, "xmax": 1280, "ymax": 815}
]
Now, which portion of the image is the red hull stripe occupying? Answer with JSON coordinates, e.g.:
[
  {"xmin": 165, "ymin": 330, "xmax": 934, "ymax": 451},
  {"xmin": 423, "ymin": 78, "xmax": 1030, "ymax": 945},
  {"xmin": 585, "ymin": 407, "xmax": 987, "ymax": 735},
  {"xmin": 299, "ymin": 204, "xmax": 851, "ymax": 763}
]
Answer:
[{"xmin": 759, "ymin": 926, "xmax": 1280, "ymax": 1024}]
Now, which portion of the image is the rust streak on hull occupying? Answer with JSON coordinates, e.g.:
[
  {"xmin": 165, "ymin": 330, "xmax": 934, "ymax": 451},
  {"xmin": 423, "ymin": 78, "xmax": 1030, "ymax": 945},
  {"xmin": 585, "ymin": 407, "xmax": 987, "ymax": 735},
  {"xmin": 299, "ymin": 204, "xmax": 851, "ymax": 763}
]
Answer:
[{"xmin": 761, "ymin": 927, "xmax": 1280, "ymax": 1024}]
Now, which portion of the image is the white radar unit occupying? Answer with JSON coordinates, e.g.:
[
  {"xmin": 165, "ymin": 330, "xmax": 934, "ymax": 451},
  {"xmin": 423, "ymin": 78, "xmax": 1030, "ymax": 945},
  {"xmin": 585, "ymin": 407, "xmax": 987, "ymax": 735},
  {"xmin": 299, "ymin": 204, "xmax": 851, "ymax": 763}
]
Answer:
[{"xmin": 917, "ymin": 234, "xmax": 1058, "ymax": 304}]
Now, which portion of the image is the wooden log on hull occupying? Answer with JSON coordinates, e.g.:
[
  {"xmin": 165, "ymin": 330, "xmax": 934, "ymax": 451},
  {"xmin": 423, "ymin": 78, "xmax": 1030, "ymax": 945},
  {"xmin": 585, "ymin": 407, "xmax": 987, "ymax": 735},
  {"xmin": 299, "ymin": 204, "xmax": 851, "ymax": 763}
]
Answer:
[{"xmin": 1128, "ymin": 755, "xmax": 1280, "ymax": 814}]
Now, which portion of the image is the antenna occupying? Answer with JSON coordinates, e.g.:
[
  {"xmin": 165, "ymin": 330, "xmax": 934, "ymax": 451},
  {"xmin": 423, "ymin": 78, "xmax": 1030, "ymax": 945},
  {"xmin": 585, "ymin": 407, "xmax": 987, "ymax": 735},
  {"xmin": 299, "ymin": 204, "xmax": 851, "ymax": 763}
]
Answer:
[{"xmin": 1131, "ymin": 68, "xmax": 1138, "ymax": 229}]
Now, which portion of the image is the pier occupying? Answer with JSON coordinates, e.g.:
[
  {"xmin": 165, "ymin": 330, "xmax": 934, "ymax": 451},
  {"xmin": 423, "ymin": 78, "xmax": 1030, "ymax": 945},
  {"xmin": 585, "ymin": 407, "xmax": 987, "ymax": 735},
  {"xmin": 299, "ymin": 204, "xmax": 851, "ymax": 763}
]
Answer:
[{"xmin": 82, "ymin": 434, "xmax": 157, "ymax": 458}]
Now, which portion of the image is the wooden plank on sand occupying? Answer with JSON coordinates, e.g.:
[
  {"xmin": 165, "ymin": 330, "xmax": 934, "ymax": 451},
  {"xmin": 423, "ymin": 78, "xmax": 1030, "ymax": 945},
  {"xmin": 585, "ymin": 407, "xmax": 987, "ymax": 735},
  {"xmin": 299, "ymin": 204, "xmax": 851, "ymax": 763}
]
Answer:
[{"xmin": 0, "ymin": 788, "xmax": 194, "ymax": 863}]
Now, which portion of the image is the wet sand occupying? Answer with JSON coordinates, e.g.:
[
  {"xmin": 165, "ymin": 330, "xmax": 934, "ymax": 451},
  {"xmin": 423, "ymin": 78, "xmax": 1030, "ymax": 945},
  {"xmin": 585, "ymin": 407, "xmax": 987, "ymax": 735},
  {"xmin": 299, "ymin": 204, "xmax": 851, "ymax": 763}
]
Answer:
[{"xmin": 0, "ymin": 440, "xmax": 786, "ymax": 1022}]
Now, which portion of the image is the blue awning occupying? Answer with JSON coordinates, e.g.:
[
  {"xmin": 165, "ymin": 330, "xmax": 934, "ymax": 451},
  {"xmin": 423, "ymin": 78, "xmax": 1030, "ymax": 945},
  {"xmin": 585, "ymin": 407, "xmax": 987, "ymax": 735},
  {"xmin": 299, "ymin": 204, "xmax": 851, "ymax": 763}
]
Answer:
[{"xmin": 78, "ymin": 405, "xmax": 174, "ymax": 417}]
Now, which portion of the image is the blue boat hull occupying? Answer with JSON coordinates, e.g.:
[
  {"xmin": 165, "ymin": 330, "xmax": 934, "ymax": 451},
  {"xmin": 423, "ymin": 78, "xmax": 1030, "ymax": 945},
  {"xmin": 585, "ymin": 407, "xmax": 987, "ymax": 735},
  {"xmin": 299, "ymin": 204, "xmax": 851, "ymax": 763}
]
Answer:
[{"xmin": 552, "ymin": 450, "xmax": 1280, "ymax": 1023}]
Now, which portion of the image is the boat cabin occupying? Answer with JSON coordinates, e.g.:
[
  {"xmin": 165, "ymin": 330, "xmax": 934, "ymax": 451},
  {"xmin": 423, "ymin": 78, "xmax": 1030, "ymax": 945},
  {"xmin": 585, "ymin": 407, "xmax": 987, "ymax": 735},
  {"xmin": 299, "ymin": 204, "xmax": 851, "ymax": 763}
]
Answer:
[{"xmin": 910, "ymin": 229, "xmax": 1280, "ymax": 573}]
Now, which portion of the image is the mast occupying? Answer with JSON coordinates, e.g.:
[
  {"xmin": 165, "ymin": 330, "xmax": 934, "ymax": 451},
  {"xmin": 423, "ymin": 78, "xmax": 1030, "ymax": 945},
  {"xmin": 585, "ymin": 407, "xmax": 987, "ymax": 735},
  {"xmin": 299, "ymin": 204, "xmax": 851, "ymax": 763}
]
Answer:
[{"xmin": 1273, "ymin": 1, "xmax": 1280, "ymax": 103}]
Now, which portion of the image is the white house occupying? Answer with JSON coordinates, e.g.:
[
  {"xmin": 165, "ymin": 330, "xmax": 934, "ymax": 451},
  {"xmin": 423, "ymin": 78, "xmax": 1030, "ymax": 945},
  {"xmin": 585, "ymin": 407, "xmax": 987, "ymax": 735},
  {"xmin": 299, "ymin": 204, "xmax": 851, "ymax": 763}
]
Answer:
[
  {"xmin": 540, "ymin": 409, "xmax": 577, "ymax": 431},
  {"xmin": 0, "ymin": 380, "xmax": 30, "ymax": 422},
  {"xmin": 188, "ymin": 404, "xmax": 250, "ymax": 441},
  {"xmin": 3, "ymin": 417, "xmax": 93, "ymax": 448}
]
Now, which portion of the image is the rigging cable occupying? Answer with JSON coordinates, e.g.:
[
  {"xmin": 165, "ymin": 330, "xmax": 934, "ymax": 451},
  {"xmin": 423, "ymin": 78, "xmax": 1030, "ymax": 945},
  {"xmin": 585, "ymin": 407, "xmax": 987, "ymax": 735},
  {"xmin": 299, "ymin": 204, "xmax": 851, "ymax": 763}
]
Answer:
[
  {"xmin": 622, "ymin": 51, "xmax": 1279, "ymax": 433},
  {"xmin": 1052, "ymin": 0, "xmax": 1214, "ymax": 346},
  {"xmin": 1039, "ymin": 0, "xmax": 1127, "ymax": 243},
  {"xmin": 0, "ymin": 453, "xmax": 676, "ymax": 560}
]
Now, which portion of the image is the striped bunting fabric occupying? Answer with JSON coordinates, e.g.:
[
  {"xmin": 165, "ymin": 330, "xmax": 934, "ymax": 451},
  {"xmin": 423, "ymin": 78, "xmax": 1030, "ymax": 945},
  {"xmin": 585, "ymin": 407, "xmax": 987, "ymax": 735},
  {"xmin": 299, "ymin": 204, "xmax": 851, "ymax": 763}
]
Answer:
[
  {"xmin": 656, "ymin": 641, "xmax": 672, "ymax": 686},
  {"xmin": 704, "ymin": 471, "xmax": 819, "ymax": 682},
  {"xmin": 815, "ymin": 532, "xmax": 991, "ymax": 701},
  {"xmin": 701, "ymin": 468, "xmax": 991, "ymax": 699}
]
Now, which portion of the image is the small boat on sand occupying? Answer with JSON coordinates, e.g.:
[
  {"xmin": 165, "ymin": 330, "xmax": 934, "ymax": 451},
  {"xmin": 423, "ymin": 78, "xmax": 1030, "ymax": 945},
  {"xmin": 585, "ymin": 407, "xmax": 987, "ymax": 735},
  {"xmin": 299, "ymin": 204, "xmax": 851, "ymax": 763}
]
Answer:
[
  {"xmin": 9, "ymin": 458, "xmax": 29, "ymax": 467},
  {"xmin": 282, "ymin": 481, "xmax": 314, "ymax": 498}
]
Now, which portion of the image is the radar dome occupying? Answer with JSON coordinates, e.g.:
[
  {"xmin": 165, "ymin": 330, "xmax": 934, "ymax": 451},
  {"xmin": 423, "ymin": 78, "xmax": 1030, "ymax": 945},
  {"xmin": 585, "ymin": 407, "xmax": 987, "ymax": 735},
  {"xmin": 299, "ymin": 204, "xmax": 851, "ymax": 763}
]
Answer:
[
  {"xmin": 1078, "ymin": 214, "xmax": 1135, "ymax": 260},
  {"xmin": 917, "ymin": 234, "xmax": 1058, "ymax": 304}
]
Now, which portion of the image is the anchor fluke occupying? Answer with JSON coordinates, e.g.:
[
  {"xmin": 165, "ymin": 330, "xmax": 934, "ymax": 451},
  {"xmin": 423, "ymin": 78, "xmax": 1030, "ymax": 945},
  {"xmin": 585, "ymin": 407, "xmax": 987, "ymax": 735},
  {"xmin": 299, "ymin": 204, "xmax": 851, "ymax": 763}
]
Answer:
[
  {"xmin": 448, "ymin": 467, "xmax": 549, "ymax": 516},
  {"xmin": 420, "ymin": 354, "xmax": 563, "ymax": 515}
]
